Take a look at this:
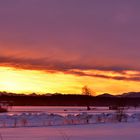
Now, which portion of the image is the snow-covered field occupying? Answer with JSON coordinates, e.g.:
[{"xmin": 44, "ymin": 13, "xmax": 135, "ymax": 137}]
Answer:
[
  {"xmin": 0, "ymin": 106, "xmax": 139, "ymax": 128},
  {"xmin": 0, "ymin": 122, "xmax": 140, "ymax": 140},
  {"xmin": 0, "ymin": 106, "xmax": 140, "ymax": 139},
  {"xmin": 7, "ymin": 106, "xmax": 140, "ymax": 116}
]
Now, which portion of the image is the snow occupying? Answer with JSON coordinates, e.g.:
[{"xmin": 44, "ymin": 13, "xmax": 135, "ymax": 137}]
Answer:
[
  {"xmin": 9, "ymin": 106, "xmax": 140, "ymax": 116},
  {"xmin": 0, "ymin": 106, "xmax": 139, "ymax": 139},
  {"xmin": 0, "ymin": 122, "xmax": 140, "ymax": 140},
  {"xmin": 0, "ymin": 111, "xmax": 139, "ymax": 128}
]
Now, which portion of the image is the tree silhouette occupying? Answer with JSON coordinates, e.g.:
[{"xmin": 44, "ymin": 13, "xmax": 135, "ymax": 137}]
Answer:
[
  {"xmin": 82, "ymin": 86, "xmax": 94, "ymax": 96},
  {"xmin": 82, "ymin": 86, "xmax": 95, "ymax": 110}
]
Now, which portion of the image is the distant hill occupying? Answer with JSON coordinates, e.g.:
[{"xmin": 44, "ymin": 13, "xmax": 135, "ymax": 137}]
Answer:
[
  {"xmin": 96, "ymin": 93, "xmax": 115, "ymax": 97},
  {"xmin": 97, "ymin": 92, "xmax": 140, "ymax": 98},
  {"xmin": 121, "ymin": 92, "xmax": 140, "ymax": 98},
  {"xmin": 0, "ymin": 91, "xmax": 140, "ymax": 106},
  {"xmin": 1, "ymin": 91, "xmax": 140, "ymax": 98}
]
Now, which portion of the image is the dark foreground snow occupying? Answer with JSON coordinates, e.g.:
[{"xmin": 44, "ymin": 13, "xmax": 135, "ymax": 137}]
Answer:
[{"xmin": 0, "ymin": 122, "xmax": 140, "ymax": 140}]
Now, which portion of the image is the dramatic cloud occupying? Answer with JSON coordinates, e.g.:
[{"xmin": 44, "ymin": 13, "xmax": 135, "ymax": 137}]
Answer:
[
  {"xmin": 0, "ymin": 1, "xmax": 140, "ymax": 94},
  {"xmin": 0, "ymin": 55, "xmax": 140, "ymax": 82},
  {"xmin": 0, "ymin": 0, "xmax": 140, "ymax": 69},
  {"xmin": 0, "ymin": 55, "xmax": 136, "ymax": 71},
  {"xmin": 66, "ymin": 70, "xmax": 140, "ymax": 82}
]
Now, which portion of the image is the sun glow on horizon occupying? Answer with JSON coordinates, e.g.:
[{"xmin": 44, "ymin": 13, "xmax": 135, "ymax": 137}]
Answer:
[
  {"xmin": 0, "ymin": 66, "xmax": 140, "ymax": 95},
  {"xmin": 0, "ymin": 66, "xmax": 83, "ymax": 94}
]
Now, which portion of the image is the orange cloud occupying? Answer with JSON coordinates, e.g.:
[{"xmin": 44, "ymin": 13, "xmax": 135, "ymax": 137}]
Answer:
[{"xmin": 0, "ymin": 55, "xmax": 140, "ymax": 82}]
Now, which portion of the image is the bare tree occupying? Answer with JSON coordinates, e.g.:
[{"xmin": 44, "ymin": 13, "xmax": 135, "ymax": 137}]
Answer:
[
  {"xmin": 82, "ymin": 86, "xmax": 92, "ymax": 96},
  {"xmin": 82, "ymin": 86, "xmax": 95, "ymax": 110}
]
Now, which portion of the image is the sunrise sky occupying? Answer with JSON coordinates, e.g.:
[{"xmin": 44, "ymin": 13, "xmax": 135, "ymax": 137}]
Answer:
[{"xmin": 0, "ymin": 0, "xmax": 140, "ymax": 95}]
